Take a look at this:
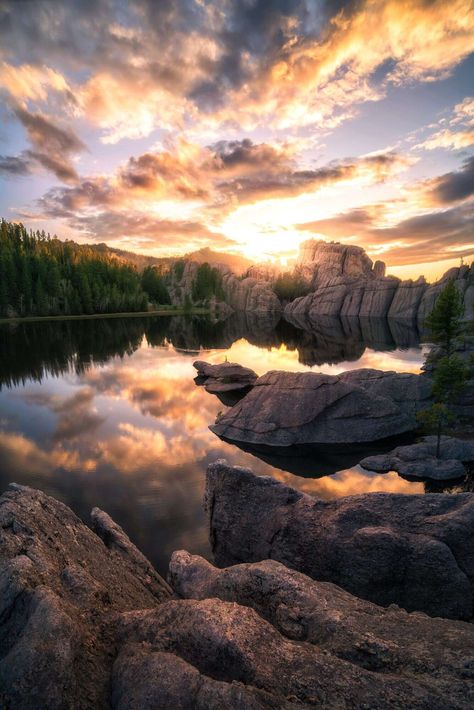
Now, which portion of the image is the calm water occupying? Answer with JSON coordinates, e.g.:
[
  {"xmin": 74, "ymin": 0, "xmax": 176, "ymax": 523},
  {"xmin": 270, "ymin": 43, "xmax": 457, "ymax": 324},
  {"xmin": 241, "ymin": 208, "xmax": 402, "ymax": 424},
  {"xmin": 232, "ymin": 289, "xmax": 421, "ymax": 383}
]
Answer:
[{"xmin": 0, "ymin": 313, "xmax": 427, "ymax": 573}]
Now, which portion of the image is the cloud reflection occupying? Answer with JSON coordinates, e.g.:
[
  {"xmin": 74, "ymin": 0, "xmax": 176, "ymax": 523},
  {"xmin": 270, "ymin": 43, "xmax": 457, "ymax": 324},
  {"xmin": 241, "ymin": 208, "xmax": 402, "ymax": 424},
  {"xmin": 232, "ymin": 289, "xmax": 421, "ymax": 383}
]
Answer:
[{"xmin": 0, "ymin": 318, "xmax": 428, "ymax": 572}]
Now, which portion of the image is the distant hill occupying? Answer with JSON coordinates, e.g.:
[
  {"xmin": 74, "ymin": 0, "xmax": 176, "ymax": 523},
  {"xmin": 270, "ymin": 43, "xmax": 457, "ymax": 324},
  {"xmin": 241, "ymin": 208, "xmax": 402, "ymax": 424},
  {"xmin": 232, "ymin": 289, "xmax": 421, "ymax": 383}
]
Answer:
[{"xmin": 88, "ymin": 243, "xmax": 253, "ymax": 275}]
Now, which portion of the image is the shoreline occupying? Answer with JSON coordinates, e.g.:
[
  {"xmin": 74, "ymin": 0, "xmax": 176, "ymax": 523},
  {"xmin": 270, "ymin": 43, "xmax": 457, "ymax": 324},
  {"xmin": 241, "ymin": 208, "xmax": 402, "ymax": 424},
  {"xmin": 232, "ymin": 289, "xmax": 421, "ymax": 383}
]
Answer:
[{"xmin": 0, "ymin": 307, "xmax": 211, "ymax": 325}]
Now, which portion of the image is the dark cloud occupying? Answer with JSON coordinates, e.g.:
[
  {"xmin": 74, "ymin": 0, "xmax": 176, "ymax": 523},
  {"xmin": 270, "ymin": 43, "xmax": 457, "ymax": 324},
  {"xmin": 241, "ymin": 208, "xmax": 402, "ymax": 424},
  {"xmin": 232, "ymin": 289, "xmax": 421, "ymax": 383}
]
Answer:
[
  {"xmin": 14, "ymin": 107, "xmax": 86, "ymax": 183},
  {"xmin": 211, "ymin": 139, "xmax": 290, "ymax": 172},
  {"xmin": 216, "ymin": 152, "xmax": 406, "ymax": 202},
  {"xmin": 425, "ymin": 157, "xmax": 474, "ymax": 205},
  {"xmin": 0, "ymin": 153, "xmax": 32, "ymax": 175},
  {"xmin": 0, "ymin": 0, "xmax": 359, "ymax": 112},
  {"xmin": 39, "ymin": 179, "xmax": 116, "ymax": 218}
]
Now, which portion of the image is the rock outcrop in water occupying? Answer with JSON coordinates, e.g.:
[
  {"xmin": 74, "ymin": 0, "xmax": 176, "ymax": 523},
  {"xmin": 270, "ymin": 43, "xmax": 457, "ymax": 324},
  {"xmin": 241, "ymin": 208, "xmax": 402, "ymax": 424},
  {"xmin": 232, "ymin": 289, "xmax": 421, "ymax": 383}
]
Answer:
[
  {"xmin": 205, "ymin": 460, "xmax": 474, "ymax": 620},
  {"xmin": 360, "ymin": 436, "xmax": 474, "ymax": 481},
  {"xmin": 210, "ymin": 368, "xmax": 432, "ymax": 445},
  {"xmin": 193, "ymin": 360, "xmax": 257, "ymax": 393},
  {"xmin": 2, "ymin": 481, "xmax": 474, "ymax": 708},
  {"xmin": 285, "ymin": 239, "xmax": 474, "ymax": 323}
]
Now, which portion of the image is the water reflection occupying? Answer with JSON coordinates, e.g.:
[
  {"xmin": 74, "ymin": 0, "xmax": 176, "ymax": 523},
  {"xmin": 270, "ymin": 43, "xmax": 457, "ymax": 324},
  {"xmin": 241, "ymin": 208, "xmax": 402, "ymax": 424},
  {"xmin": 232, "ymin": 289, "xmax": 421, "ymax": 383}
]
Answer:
[{"xmin": 0, "ymin": 314, "xmax": 427, "ymax": 573}]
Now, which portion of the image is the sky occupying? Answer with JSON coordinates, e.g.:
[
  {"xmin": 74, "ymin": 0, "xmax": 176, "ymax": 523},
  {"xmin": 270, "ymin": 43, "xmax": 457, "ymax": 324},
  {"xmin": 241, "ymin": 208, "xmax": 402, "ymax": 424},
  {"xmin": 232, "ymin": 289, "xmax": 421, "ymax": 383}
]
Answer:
[{"xmin": 0, "ymin": 0, "xmax": 473, "ymax": 280}]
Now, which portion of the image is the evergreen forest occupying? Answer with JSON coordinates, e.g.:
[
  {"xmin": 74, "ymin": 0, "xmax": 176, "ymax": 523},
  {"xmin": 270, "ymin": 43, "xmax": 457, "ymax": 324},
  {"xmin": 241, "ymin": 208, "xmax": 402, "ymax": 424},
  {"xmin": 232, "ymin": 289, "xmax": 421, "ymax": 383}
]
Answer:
[{"xmin": 0, "ymin": 219, "xmax": 171, "ymax": 317}]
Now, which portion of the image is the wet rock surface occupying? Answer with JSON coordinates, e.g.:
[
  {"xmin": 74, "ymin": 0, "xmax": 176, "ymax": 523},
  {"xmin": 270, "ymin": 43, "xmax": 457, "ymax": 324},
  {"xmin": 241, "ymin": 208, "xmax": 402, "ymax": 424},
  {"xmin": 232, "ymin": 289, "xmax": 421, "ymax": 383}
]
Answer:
[
  {"xmin": 210, "ymin": 368, "xmax": 431, "ymax": 445},
  {"xmin": 1, "ymin": 481, "xmax": 474, "ymax": 708},
  {"xmin": 205, "ymin": 460, "xmax": 474, "ymax": 620},
  {"xmin": 360, "ymin": 436, "xmax": 474, "ymax": 481}
]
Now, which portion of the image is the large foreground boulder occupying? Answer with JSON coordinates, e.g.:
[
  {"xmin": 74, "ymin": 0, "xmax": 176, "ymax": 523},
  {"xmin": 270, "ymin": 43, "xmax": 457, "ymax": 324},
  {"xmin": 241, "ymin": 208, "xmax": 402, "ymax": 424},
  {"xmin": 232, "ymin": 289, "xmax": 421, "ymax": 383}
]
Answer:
[
  {"xmin": 210, "ymin": 368, "xmax": 431, "ymax": 445},
  {"xmin": 1, "ymin": 483, "xmax": 474, "ymax": 708},
  {"xmin": 0, "ymin": 484, "xmax": 172, "ymax": 709},
  {"xmin": 205, "ymin": 460, "xmax": 474, "ymax": 620},
  {"xmin": 361, "ymin": 436, "xmax": 474, "ymax": 481},
  {"xmin": 170, "ymin": 551, "xmax": 474, "ymax": 697}
]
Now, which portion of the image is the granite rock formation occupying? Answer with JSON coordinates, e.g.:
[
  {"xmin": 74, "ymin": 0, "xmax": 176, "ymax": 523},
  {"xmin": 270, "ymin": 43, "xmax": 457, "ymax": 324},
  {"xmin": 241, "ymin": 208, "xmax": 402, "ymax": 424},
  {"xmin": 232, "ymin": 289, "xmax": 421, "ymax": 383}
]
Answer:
[
  {"xmin": 210, "ymin": 368, "xmax": 431, "ymax": 445},
  {"xmin": 0, "ymin": 484, "xmax": 171, "ymax": 709},
  {"xmin": 170, "ymin": 551, "xmax": 474, "ymax": 699},
  {"xmin": 169, "ymin": 260, "xmax": 281, "ymax": 314},
  {"xmin": 205, "ymin": 460, "xmax": 474, "ymax": 620},
  {"xmin": 360, "ymin": 436, "xmax": 474, "ymax": 481},
  {"xmin": 193, "ymin": 359, "xmax": 257, "ymax": 393},
  {"xmin": 285, "ymin": 239, "xmax": 474, "ymax": 323},
  {"xmin": 2, "ymin": 482, "xmax": 474, "ymax": 708}
]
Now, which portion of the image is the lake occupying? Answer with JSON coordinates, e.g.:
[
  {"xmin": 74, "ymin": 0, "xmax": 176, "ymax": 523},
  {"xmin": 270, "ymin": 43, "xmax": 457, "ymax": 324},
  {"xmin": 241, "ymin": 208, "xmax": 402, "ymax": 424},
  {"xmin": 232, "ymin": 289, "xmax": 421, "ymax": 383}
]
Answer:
[{"xmin": 0, "ymin": 313, "xmax": 428, "ymax": 574}]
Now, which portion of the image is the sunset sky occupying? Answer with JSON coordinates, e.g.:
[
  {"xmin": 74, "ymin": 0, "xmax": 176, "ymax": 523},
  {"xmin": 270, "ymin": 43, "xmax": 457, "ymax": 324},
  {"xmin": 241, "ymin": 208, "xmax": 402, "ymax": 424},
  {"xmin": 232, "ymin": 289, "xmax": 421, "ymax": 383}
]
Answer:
[{"xmin": 0, "ymin": 0, "xmax": 473, "ymax": 280}]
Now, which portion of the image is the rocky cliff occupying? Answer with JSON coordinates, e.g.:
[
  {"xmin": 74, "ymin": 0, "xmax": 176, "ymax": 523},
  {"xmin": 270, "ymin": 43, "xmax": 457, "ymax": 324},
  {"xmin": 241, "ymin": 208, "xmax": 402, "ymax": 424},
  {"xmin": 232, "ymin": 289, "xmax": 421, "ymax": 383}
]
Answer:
[
  {"xmin": 285, "ymin": 239, "xmax": 474, "ymax": 323},
  {"xmin": 169, "ymin": 260, "xmax": 281, "ymax": 314}
]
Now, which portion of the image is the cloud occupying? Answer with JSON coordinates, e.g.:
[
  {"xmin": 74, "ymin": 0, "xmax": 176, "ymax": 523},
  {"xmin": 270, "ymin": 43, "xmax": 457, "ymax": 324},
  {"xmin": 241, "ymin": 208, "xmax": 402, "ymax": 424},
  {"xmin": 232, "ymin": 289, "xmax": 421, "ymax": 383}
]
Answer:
[
  {"xmin": 21, "ymin": 388, "xmax": 104, "ymax": 441},
  {"xmin": 0, "ymin": 153, "xmax": 32, "ymax": 176},
  {"xmin": 415, "ymin": 96, "xmax": 474, "ymax": 151},
  {"xmin": 423, "ymin": 157, "xmax": 474, "ymax": 205},
  {"xmin": 216, "ymin": 151, "xmax": 410, "ymax": 203},
  {"xmin": 1, "ymin": 1, "xmax": 472, "ymax": 139},
  {"xmin": 416, "ymin": 129, "xmax": 474, "ymax": 151},
  {"xmin": 12, "ymin": 107, "xmax": 86, "ymax": 183},
  {"xmin": 0, "ymin": 61, "xmax": 71, "ymax": 104},
  {"xmin": 34, "ymin": 139, "xmax": 410, "ymax": 250},
  {"xmin": 298, "ymin": 200, "xmax": 474, "ymax": 266}
]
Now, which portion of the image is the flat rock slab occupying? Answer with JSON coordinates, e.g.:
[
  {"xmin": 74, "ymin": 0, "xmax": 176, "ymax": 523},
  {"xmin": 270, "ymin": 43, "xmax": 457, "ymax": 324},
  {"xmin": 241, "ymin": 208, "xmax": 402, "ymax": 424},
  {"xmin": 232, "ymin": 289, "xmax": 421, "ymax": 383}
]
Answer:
[
  {"xmin": 211, "ymin": 368, "xmax": 432, "ymax": 445},
  {"xmin": 205, "ymin": 460, "xmax": 474, "ymax": 620},
  {"xmin": 361, "ymin": 436, "xmax": 474, "ymax": 480},
  {"xmin": 193, "ymin": 359, "xmax": 258, "ymax": 393}
]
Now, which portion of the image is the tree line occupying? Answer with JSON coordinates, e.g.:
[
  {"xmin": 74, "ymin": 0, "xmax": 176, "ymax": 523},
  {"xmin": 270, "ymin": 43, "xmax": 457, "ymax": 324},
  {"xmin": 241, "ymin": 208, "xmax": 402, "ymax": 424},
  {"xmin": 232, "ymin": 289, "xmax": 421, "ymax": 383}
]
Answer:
[{"xmin": 0, "ymin": 219, "xmax": 171, "ymax": 317}]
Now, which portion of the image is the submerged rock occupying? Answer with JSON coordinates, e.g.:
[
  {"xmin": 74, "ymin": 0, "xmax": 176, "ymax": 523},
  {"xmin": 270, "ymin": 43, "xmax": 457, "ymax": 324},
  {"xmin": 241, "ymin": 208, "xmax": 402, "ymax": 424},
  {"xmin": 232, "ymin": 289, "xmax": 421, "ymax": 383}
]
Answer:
[
  {"xmin": 210, "ymin": 368, "xmax": 431, "ymax": 445},
  {"xmin": 205, "ymin": 460, "xmax": 474, "ymax": 620},
  {"xmin": 360, "ymin": 436, "xmax": 474, "ymax": 481}
]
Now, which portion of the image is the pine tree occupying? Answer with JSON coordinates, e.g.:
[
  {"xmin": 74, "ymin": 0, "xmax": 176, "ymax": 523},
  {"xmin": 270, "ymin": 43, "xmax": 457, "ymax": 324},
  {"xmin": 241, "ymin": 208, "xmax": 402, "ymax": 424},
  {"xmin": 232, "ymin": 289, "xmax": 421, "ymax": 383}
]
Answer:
[{"xmin": 425, "ymin": 280, "xmax": 464, "ymax": 355}]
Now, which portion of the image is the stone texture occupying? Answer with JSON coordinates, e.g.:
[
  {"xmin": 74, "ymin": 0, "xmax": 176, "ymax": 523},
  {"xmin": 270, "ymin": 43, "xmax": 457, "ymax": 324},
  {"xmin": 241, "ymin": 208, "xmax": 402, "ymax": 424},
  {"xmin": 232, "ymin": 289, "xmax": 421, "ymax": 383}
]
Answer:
[
  {"xmin": 168, "ymin": 259, "xmax": 281, "ymax": 313},
  {"xmin": 295, "ymin": 239, "xmax": 377, "ymax": 288},
  {"xmin": 0, "ymin": 484, "xmax": 171, "ymax": 710},
  {"xmin": 361, "ymin": 436, "xmax": 474, "ymax": 481},
  {"xmin": 193, "ymin": 359, "xmax": 257, "ymax": 393},
  {"xmin": 170, "ymin": 551, "xmax": 474, "ymax": 700},
  {"xmin": 338, "ymin": 368, "xmax": 432, "ymax": 418},
  {"xmin": 2, "ymin": 483, "xmax": 474, "ymax": 708},
  {"xmin": 113, "ymin": 597, "xmax": 462, "ymax": 709},
  {"xmin": 388, "ymin": 277, "xmax": 427, "ymax": 319},
  {"xmin": 205, "ymin": 460, "xmax": 474, "ymax": 620},
  {"xmin": 210, "ymin": 368, "xmax": 431, "ymax": 446},
  {"xmin": 220, "ymin": 271, "xmax": 281, "ymax": 313},
  {"xmin": 246, "ymin": 263, "xmax": 281, "ymax": 282},
  {"xmin": 286, "ymin": 240, "xmax": 473, "ymax": 323}
]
